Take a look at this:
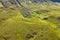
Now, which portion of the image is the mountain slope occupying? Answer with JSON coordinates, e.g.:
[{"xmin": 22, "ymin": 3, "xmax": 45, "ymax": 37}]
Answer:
[{"xmin": 0, "ymin": 0, "xmax": 60, "ymax": 40}]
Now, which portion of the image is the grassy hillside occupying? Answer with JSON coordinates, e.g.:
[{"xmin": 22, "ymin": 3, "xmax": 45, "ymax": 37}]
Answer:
[{"xmin": 0, "ymin": 2, "xmax": 60, "ymax": 40}]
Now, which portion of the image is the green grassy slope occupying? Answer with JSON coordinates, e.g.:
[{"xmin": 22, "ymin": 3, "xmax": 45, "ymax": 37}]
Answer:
[{"xmin": 0, "ymin": 2, "xmax": 60, "ymax": 40}]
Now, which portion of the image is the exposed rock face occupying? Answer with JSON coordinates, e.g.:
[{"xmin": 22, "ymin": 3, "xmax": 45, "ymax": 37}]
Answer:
[
  {"xmin": 0, "ymin": 0, "xmax": 55, "ymax": 8},
  {"xmin": 0, "ymin": 0, "xmax": 59, "ymax": 17},
  {"xmin": 0, "ymin": 0, "xmax": 10, "ymax": 8}
]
